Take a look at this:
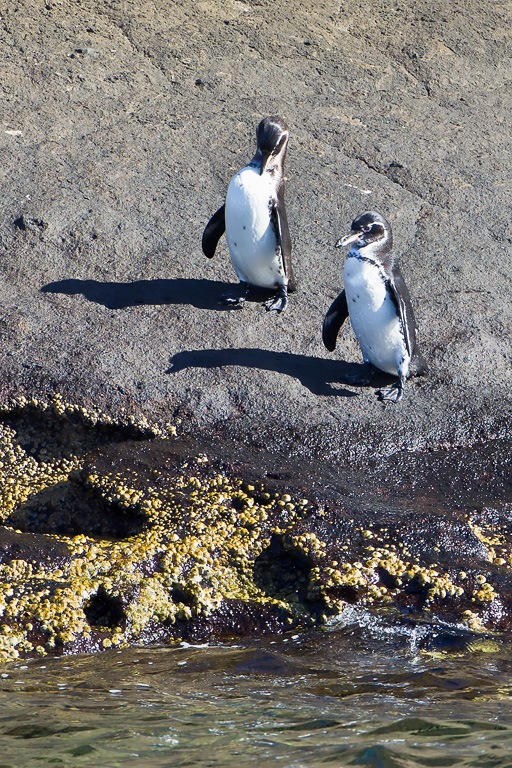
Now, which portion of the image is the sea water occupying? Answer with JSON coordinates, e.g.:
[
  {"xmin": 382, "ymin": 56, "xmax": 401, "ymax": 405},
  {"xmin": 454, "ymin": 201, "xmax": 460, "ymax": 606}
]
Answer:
[{"xmin": 1, "ymin": 608, "xmax": 512, "ymax": 767}]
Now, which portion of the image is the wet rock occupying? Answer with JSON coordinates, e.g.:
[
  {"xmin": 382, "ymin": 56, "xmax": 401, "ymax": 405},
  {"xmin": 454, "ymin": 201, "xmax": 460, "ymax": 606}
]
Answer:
[
  {"xmin": 0, "ymin": 528, "xmax": 71, "ymax": 569},
  {"xmin": 0, "ymin": 407, "xmax": 511, "ymax": 661}
]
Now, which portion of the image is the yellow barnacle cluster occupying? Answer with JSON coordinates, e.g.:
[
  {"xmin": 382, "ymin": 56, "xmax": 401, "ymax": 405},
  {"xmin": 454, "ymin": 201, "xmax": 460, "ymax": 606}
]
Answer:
[
  {"xmin": 462, "ymin": 609, "xmax": 486, "ymax": 630},
  {"xmin": 11, "ymin": 451, "xmax": 309, "ymax": 655},
  {"xmin": 0, "ymin": 423, "xmax": 74, "ymax": 521},
  {"xmin": 0, "ymin": 397, "xmax": 185, "ymax": 660},
  {"xmin": 323, "ymin": 564, "xmax": 363, "ymax": 588},
  {"xmin": 5, "ymin": 394, "xmax": 175, "ymax": 439},
  {"xmin": 0, "ymin": 625, "xmax": 26, "ymax": 660},
  {"xmin": 472, "ymin": 575, "xmax": 497, "ymax": 604},
  {"xmin": 85, "ymin": 471, "xmax": 146, "ymax": 511},
  {"xmin": 368, "ymin": 547, "xmax": 406, "ymax": 580},
  {"xmin": 287, "ymin": 532, "xmax": 326, "ymax": 558},
  {"xmin": 361, "ymin": 546, "xmax": 465, "ymax": 601},
  {"xmin": 467, "ymin": 517, "xmax": 509, "ymax": 565},
  {"xmin": 311, "ymin": 539, "xmax": 468, "ymax": 615}
]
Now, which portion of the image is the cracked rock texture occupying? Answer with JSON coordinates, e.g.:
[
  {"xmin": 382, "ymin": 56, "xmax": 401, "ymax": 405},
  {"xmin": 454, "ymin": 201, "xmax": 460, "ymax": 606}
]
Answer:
[{"xmin": 1, "ymin": 0, "xmax": 511, "ymax": 463}]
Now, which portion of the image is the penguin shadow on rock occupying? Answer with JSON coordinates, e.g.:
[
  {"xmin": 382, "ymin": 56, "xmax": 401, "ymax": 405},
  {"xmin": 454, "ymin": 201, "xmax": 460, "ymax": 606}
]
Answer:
[
  {"xmin": 40, "ymin": 276, "xmax": 268, "ymax": 312},
  {"xmin": 42, "ymin": 117, "xmax": 294, "ymax": 313},
  {"xmin": 167, "ymin": 348, "xmax": 364, "ymax": 398}
]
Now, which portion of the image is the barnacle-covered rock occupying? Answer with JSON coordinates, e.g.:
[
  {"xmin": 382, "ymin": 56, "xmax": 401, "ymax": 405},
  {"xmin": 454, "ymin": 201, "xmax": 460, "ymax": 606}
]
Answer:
[{"xmin": 0, "ymin": 399, "xmax": 511, "ymax": 660}]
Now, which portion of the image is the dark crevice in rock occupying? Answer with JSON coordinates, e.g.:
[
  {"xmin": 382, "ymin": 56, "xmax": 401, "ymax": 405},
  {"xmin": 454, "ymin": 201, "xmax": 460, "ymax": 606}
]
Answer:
[
  {"xmin": 13, "ymin": 215, "xmax": 48, "ymax": 235},
  {"xmin": 171, "ymin": 585, "xmax": 196, "ymax": 607},
  {"xmin": 84, "ymin": 586, "xmax": 127, "ymax": 630},
  {"xmin": 254, "ymin": 534, "xmax": 312, "ymax": 605},
  {"xmin": 7, "ymin": 474, "xmax": 149, "ymax": 539},
  {"xmin": 2, "ymin": 405, "xmax": 147, "ymax": 463},
  {"xmin": 13, "ymin": 216, "xmax": 26, "ymax": 231},
  {"xmin": 354, "ymin": 153, "xmax": 424, "ymax": 199}
]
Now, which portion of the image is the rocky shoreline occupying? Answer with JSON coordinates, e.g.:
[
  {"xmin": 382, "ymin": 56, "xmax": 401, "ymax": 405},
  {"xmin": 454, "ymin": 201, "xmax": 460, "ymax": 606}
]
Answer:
[
  {"xmin": 0, "ymin": 399, "xmax": 510, "ymax": 660},
  {"xmin": 0, "ymin": 0, "xmax": 511, "ymax": 657}
]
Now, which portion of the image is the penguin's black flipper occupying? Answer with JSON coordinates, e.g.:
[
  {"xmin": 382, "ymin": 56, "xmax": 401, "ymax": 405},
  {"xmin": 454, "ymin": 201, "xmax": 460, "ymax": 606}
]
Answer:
[
  {"xmin": 387, "ymin": 266, "xmax": 417, "ymax": 358},
  {"xmin": 270, "ymin": 196, "xmax": 296, "ymax": 293},
  {"xmin": 202, "ymin": 204, "xmax": 226, "ymax": 259},
  {"xmin": 322, "ymin": 290, "xmax": 349, "ymax": 351}
]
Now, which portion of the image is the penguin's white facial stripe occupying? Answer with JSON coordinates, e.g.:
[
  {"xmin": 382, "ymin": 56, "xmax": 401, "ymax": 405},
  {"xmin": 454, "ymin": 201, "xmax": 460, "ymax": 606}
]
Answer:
[
  {"xmin": 257, "ymin": 120, "xmax": 289, "ymax": 153},
  {"xmin": 271, "ymin": 132, "xmax": 288, "ymax": 155},
  {"xmin": 340, "ymin": 222, "xmax": 388, "ymax": 251},
  {"xmin": 265, "ymin": 145, "xmax": 287, "ymax": 174},
  {"xmin": 261, "ymin": 134, "xmax": 288, "ymax": 175}
]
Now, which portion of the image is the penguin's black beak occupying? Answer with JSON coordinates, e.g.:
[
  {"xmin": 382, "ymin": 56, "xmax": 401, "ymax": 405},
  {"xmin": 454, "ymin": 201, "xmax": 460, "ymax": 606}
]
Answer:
[{"xmin": 335, "ymin": 231, "xmax": 363, "ymax": 248}]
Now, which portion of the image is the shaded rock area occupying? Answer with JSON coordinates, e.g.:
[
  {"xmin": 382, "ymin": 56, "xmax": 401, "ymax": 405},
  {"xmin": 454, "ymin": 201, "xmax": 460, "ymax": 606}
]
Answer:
[{"xmin": 0, "ymin": 1, "xmax": 511, "ymax": 656}]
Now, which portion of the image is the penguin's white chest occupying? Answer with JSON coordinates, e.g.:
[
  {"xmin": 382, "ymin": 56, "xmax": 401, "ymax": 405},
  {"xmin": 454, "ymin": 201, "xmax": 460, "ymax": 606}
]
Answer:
[
  {"xmin": 344, "ymin": 256, "xmax": 408, "ymax": 376},
  {"xmin": 225, "ymin": 167, "xmax": 285, "ymax": 288}
]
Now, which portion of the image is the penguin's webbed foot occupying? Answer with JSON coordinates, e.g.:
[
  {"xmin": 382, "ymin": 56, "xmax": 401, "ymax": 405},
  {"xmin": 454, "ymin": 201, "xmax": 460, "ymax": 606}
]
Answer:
[
  {"xmin": 263, "ymin": 295, "xmax": 288, "ymax": 312},
  {"xmin": 341, "ymin": 362, "xmax": 377, "ymax": 386},
  {"xmin": 263, "ymin": 285, "xmax": 288, "ymax": 313},
  {"xmin": 377, "ymin": 380, "xmax": 404, "ymax": 403},
  {"xmin": 220, "ymin": 282, "xmax": 248, "ymax": 309},
  {"xmin": 221, "ymin": 294, "xmax": 246, "ymax": 308},
  {"xmin": 343, "ymin": 371, "xmax": 372, "ymax": 386}
]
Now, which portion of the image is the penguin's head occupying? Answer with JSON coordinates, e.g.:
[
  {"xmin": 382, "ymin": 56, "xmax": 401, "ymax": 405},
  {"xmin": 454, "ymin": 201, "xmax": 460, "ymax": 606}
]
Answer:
[
  {"xmin": 335, "ymin": 211, "xmax": 392, "ymax": 252},
  {"xmin": 254, "ymin": 116, "xmax": 289, "ymax": 175}
]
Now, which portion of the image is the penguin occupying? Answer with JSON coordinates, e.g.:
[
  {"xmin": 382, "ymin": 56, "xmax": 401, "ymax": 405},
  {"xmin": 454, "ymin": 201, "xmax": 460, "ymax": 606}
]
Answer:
[
  {"xmin": 202, "ymin": 116, "xmax": 295, "ymax": 312},
  {"xmin": 322, "ymin": 211, "xmax": 425, "ymax": 402}
]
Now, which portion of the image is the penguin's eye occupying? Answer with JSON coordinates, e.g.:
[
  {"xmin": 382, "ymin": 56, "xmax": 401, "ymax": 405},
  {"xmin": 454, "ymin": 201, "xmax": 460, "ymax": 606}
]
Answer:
[{"xmin": 361, "ymin": 224, "xmax": 372, "ymax": 232}]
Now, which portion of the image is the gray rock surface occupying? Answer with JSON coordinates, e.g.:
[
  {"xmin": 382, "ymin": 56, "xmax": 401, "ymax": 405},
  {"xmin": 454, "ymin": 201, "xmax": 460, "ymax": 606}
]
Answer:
[{"xmin": 1, "ymin": 0, "xmax": 511, "ymax": 464}]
